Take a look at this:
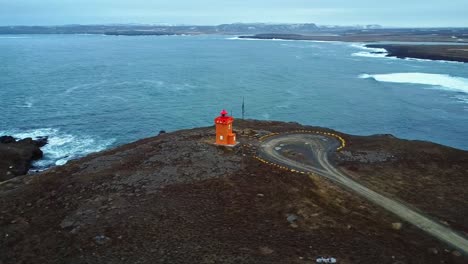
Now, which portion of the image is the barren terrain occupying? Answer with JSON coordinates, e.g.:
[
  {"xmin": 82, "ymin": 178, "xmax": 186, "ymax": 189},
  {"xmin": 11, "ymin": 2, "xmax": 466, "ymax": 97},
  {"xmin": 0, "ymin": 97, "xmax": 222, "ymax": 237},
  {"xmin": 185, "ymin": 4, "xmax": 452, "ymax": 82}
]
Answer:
[{"xmin": 1, "ymin": 120, "xmax": 467, "ymax": 264}]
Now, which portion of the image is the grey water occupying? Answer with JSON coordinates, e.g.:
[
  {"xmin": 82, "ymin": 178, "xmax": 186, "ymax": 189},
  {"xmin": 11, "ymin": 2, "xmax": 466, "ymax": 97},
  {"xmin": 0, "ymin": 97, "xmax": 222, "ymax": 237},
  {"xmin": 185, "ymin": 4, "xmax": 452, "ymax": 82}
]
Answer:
[{"xmin": 1, "ymin": 34, "xmax": 468, "ymax": 168}]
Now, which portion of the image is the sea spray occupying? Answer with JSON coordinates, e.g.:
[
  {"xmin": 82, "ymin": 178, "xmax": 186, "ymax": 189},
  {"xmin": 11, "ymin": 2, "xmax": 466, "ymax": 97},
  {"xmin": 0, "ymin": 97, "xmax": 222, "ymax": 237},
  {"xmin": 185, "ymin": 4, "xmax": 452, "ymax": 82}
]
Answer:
[{"xmin": 0, "ymin": 128, "xmax": 115, "ymax": 170}]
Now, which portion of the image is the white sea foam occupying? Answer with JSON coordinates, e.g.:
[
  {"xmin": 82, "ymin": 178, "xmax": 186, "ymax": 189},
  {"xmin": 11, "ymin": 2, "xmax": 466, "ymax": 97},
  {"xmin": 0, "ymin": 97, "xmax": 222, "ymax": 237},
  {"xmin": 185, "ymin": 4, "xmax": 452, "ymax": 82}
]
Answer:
[
  {"xmin": 350, "ymin": 43, "xmax": 389, "ymax": 58},
  {"xmin": 275, "ymin": 103, "xmax": 291, "ymax": 109},
  {"xmin": 359, "ymin": 73, "xmax": 468, "ymax": 94},
  {"xmin": 352, "ymin": 51, "xmax": 389, "ymax": 58},
  {"xmin": 350, "ymin": 43, "xmax": 387, "ymax": 53},
  {"xmin": 454, "ymin": 95, "xmax": 468, "ymax": 104},
  {"xmin": 403, "ymin": 57, "xmax": 463, "ymax": 64},
  {"xmin": 350, "ymin": 43, "xmax": 464, "ymax": 64},
  {"xmin": 16, "ymin": 100, "xmax": 33, "ymax": 108},
  {"xmin": 65, "ymin": 80, "xmax": 107, "ymax": 94},
  {"xmin": 262, "ymin": 113, "xmax": 270, "ymax": 119},
  {"xmin": 0, "ymin": 128, "xmax": 115, "ymax": 170}
]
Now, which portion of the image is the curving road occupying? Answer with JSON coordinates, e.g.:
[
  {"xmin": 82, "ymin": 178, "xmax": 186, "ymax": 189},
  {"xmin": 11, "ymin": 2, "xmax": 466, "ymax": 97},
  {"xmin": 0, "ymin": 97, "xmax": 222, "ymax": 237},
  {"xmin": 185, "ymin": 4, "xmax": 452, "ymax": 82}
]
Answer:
[{"xmin": 258, "ymin": 133, "xmax": 468, "ymax": 255}]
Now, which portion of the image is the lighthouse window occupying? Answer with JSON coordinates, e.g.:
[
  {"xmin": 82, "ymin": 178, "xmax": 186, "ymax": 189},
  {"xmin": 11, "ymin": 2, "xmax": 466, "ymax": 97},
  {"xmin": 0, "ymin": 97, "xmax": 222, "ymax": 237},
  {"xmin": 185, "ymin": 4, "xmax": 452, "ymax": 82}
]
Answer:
[
  {"xmin": 220, "ymin": 135, "xmax": 224, "ymax": 140},
  {"xmin": 229, "ymin": 124, "xmax": 231, "ymax": 129}
]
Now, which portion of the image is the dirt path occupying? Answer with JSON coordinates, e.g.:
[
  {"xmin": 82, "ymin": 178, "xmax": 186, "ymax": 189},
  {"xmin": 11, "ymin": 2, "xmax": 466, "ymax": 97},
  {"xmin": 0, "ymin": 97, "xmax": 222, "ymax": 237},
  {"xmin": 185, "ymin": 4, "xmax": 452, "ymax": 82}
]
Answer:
[{"xmin": 258, "ymin": 133, "xmax": 468, "ymax": 255}]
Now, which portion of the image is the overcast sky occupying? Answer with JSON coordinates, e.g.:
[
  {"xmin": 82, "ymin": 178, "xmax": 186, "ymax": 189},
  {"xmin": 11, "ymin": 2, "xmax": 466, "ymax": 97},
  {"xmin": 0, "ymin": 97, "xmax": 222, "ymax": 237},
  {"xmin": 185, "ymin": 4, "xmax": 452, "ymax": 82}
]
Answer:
[{"xmin": 0, "ymin": 0, "xmax": 467, "ymax": 27}]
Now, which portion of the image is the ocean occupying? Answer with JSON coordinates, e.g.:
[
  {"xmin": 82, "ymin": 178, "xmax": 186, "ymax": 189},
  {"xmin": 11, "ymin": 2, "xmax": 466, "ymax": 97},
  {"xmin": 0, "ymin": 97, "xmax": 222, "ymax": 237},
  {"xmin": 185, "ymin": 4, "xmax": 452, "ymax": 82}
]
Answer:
[{"xmin": 1, "ymin": 34, "xmax": 468, "ymax": 169}]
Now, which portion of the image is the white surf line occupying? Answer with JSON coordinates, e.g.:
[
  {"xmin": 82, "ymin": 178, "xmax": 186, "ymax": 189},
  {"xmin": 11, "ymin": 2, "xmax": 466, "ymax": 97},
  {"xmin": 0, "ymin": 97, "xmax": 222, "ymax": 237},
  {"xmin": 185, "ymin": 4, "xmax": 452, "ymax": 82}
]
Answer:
[{"xmin": 359, "ymin": 73, "xmax": 468, "ymax": 94}]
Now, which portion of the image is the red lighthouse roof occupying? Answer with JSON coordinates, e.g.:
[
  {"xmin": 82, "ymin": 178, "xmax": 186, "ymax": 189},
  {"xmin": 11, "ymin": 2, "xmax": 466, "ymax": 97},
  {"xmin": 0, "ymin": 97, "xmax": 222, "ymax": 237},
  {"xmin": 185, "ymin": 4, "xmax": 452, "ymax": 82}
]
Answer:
[{"xmin": 215, "ymin": 109, "xmax": 234, "ymax": 124}]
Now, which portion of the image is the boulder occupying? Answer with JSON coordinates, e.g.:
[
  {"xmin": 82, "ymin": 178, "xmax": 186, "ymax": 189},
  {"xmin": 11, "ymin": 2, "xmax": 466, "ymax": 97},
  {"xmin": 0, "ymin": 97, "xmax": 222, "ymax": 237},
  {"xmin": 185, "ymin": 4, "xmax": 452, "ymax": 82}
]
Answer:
[
  {"xmin": 0, "ymin": 136, "xmax": 15, "ymax": 144},
  {"xmin": 34, "ymin": 136, "xmax": 49, "ymax": 147},
  {"xmin": 0, "ymin": 135, "xmax": 47, "ymax": 181}
]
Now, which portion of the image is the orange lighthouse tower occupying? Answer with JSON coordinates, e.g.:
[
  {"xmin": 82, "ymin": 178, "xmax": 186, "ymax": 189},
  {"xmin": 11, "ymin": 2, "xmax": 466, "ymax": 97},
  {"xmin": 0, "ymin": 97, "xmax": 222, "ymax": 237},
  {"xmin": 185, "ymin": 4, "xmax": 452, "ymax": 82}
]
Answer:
[{"xmin": 214, "ymin": 109, "xmax": 236, "ymax": 145}]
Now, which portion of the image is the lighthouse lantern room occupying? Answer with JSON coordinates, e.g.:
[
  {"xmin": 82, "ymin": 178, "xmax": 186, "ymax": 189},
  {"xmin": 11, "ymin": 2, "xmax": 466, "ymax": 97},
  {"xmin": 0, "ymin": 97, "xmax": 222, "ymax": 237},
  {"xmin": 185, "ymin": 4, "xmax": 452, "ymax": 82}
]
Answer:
[{"xmin": 214, "ymin": 109, "xmax": 236, "ymax": 145}]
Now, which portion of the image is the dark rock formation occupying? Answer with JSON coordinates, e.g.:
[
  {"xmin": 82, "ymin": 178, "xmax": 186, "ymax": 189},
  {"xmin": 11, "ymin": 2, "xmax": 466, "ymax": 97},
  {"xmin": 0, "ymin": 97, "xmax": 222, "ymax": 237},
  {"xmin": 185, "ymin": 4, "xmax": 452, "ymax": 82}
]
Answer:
[
  {"xmin": 0, "ymin": 136, "xmax": 47, "ymax": 181},
  {"xmin": 34, "ymin": 136, "xmax": 49, "ymax": 147},
  {"xmin": 0, "ymin": 136, "xmax": 15, "ymax": 144},
  {"xmin": 366, "ymin": 44, "xmax": 468, "ymax": 63},
  {"xmin": 239, "ymin": 31, "xmax": 468, "ymax": 45}
]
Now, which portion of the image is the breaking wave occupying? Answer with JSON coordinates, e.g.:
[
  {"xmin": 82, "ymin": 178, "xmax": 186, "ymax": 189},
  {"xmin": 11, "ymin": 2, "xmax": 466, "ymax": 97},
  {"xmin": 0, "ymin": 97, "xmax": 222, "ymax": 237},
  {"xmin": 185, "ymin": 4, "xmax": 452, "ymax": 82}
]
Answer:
[
  {"xmin": 16, "ymin": 100, "xmax": 33, "ymax": 108},
  {"xmin": 350, "ymin": 43, "xmax": 463, "ymax": 64},
  {"xmin": 0, "ymin": 128, "xmax": 115, "ymax": 170},
  {"xmin": 454, "ymin": 95, "xmax": 468, "ymax": 105},
  {"xmin": 352, "ymin": 51, "xmax": 389, "ymax": 58},
  {"xmin": 359, "ymin": 73, "xmax": 468, "ymax": 94},
  {"xmin": 350, "ymin": 43, "xmax": 389, "ymax": 58},
  {"xmin": 65, "ymin": 80, "xmax": 108, "ymax": 94}
]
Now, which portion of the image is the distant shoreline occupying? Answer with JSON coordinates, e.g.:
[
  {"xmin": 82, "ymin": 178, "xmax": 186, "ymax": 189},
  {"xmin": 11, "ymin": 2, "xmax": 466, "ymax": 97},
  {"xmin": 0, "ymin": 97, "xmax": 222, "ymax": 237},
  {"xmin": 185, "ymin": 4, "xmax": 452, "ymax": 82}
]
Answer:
[
  {"xmin": 365, "ymin": 44, "xmax": 468, "ymax": 63},
  {"xmin": 239, "ymin": 34, "xmax": 468, "ymax": 63},
  {"xmin": 238, "ymin": 33, "xmax": 468, "ymax": 43}
]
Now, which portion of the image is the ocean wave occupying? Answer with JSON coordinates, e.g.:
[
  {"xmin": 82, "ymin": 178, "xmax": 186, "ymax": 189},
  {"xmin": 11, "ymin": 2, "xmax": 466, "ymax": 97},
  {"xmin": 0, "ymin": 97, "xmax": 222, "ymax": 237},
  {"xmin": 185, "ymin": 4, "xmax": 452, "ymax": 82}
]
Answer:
[
  {"xmin": 350, "ymin": 43, "xmax": 389, "ymax": 58},
  {"xmin": 65, "ymin": 80, "xmax": 108, "ymax": 94},
  {"xmin": 16, "ymin": 100, "xmax": 33, "ymax": 108},
  {"xmin": 275, "ymin": 103, "xmax": 290, "ymax": 109},
  {"xmin": 359, "ymin": 73, "xmax": 468, "ymax": 94},
  {"xmin": 0, "ymin": 128, "xmax": 115, "ymax": 170},
  {"xmin": 352, "ymin": 51, "xmax": 389, "ymax": 58},
  {"xmin": 454, "ymin": 95, "xmax": 468, "ymax": 104},
  {"xmin": 402, "ymin": 57, "xmax": 463, "ymax": 64},
  {"xmin": 350, "ymin": 43, "xmax": 387, "ymax": 53},
  {"xmin": 140, "ymin": 80, "xmax": 165, "ymax": 86}
]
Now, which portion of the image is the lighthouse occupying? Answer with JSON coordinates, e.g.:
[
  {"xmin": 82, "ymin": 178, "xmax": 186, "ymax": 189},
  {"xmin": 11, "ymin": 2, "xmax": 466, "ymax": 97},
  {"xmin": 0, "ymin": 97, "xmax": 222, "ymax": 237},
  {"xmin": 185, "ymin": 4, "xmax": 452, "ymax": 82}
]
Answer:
[{"xmin": 214, "ymin": 109, "xmax": 236, "ymax": 145}]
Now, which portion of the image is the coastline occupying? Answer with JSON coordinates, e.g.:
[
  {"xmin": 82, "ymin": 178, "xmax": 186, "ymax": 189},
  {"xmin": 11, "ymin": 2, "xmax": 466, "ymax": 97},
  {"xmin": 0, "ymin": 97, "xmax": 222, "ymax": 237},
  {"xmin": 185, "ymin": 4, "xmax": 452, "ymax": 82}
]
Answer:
[
  {"xmin": 239, "ymin": 34, "xmax": 468, "ymax": 63},
  {"xmin": 238, "ymin": 33, "xmax": 468, "ymax": 43},
  {"xmin": 366, "ymin": 44, "xmax": 468, "ymax": 63}
]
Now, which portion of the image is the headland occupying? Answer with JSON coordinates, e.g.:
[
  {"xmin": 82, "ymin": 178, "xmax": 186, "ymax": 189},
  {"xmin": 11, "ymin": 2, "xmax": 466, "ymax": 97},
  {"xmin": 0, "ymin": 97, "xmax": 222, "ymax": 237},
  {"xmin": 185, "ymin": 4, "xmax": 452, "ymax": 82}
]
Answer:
[
  {"xmin": 1, "ymin": 120, "xmax": 467, "ymax": 263},
  {"xmin": 239, "ymin": 32, "xmax": 468, "ymax": 63}
]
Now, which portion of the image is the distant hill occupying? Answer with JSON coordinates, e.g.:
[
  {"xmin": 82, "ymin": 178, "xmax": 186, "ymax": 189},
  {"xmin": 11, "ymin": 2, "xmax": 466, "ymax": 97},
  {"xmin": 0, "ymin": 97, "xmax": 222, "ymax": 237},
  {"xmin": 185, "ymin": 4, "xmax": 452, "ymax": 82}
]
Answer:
[
  {"xmin": 215, "ymin": 23, "xmax": 318, "ymax": 34},
  {"xmin": 0, "ymin": 23, "xmax": 375, "ymax": 35}
]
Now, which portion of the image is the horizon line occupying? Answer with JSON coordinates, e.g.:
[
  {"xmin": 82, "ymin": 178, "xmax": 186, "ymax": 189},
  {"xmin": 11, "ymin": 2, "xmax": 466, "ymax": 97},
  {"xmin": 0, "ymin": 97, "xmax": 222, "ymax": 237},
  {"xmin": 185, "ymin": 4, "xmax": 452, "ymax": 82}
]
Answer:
[{"xmin": 1, "ymin": 22, "xmax": 468, "ymax": 29}]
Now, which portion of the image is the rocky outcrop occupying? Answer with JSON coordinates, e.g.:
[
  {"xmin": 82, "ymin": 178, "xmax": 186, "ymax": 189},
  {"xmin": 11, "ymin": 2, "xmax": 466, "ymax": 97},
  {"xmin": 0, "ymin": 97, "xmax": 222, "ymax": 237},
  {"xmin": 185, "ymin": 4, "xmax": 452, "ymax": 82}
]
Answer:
[
  {"xmin": 366, "ymin": 44, "xmax": 468, "ymax": 63},
  {"xmin": 0, "ymin": 136, "xmax": 47, "ymax": 181}
]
